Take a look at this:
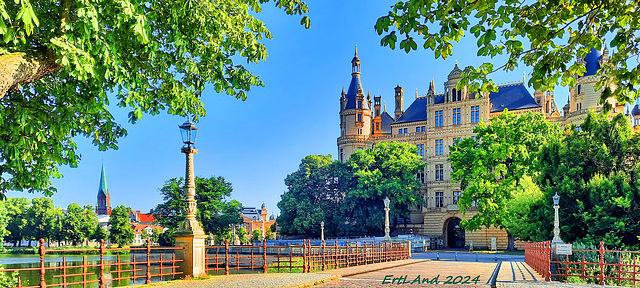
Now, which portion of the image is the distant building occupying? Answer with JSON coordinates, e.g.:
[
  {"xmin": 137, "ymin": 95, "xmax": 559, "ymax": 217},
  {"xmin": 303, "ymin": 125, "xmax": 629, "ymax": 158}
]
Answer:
[
  {"xmin": 241, "ymin": 203, "xmax": 276, "ymax": 238},
  {"xmin": 94, "ymin": 165, "xmax": 164, "ymax": 245}
]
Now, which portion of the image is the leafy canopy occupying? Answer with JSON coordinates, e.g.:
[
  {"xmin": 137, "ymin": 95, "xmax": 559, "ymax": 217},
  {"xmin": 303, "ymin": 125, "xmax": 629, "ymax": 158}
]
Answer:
[
  {"xmin": 449, "ymin": 110, "xmax": 560, "ymax": 231},
  {"xmin": 375, "ymin": 0, "xmax": 640, "ymax": 106},
  {"xmin": 0, "ymin": 0, "xmax": 309, "ymax": 198}
]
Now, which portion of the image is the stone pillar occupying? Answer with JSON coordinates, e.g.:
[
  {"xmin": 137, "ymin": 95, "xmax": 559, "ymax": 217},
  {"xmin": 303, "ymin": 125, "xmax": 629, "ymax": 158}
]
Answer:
[{"xmin": 174, "ymin": 147, "xmax": 206, "ymax": 277}]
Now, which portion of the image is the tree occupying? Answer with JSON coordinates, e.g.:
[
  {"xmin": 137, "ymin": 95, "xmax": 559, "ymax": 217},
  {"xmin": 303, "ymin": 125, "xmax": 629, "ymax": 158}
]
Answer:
[
  {"xmin": 237, "ymin": 227, "xmax": 249, "ymax": 245},
  {"xmin": 107, "ymin": 205, "xmax": 134, "ymax": 247},
  {"xmin": 449, "ymin": 111, "xmax": 560, "ymax": 248},
  {"xmin": 4, "ymin": 198, "xmax": 29, "ymax": 246},
  {"xmin": 61, "ymin": 203, "xmax": 85, "ymax": 245},
  {"xmin": 158, "ymin": 229, "xmax": 175, "ymax": 247},
  {"xmin": 277, "ymin": 155, "xmax": 348, "ymax": 237},
  {"xmin": 150, "ymin": 228, "xmax": 161, "ymax": 245},
  {"xmin": 533, "ymin": 112, "xmax": 640, "ymax": 249},
  {"xmin": 92, "ymin": 224, "xmax": 108, "ymax": 243},
  {"xmin": 151, "ymin": 176, "xmax": 242, "ymax": 236},
  {"xmin": 342, "ymin": 142, "xmax": 425, "ymax": 236},
  {"xmin": 0, "ymin": 200, "xmax": 9, "ymax": 251},
  {"xmin": 375, "ymin": 0, "xmax": 640, "ymax": 106},
  {"xmin": 24, "ymin": 197, "xmax": 57, "ymax": 245},
  {"xmin": 251, "ymin": 229, "xmax": 261, "ymax": 242},
  {"xmin": 0, "ymin": 0, "xmax": 310, "ymax": 199},
  {"xmin": 80, "ymin": 205, "xmax": 98, "ymax": 245},
  {"xmin": 265, "ymin": 230, "xmax": 274, "ymax": 240}
]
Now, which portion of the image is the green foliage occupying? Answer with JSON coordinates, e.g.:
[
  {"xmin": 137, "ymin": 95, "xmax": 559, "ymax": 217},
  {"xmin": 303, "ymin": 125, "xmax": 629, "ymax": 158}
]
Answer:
[
  {"xmin": 25, "ymin": 197, "xmax": 57, "ymax": 243},
  {"xmin": 277, "ymin": 155, "xmax": 347, "ymax": 237},
  {"xmin": 92, "ymin": 224, "xmax": 107, "ymax": 243},
  {"xmin": 0, "ymin": 264, "xmax": 18, "ymax": 288},
  {"xmin": 61, "ymin": 203, "xmax": 86, "ymax": 245},
  {"xmin": 375, "ymin": 0, "xmax": 640, "ymax": 107},
  {"xmin": 0, "ymin": 200, "xmax": 8, "ymax": 251},
  {"xmin": 158, "ymin": 229, "xmax": 175, "ymax": 247},
  {"xmin": 214, "ymin": 230, "xmax": 233, "ymax": 245},
  {"xmin": 107, "ymin": 205, "xmax": 134, "ymax": 247},
  {"xmin": 251, "ymin": 229, "xmax": 261, "ymax": 241},
  {"xmin": 277, "ymin": 142, "xmax": 425, "ymax": 237},
  {"xmin": 237, "ymin": 227, "xmax": 249, "ymax": 244},
  {"xmin": 0, "ymin": 0, "xmax": 309, "ymax": 199},
  {"xmin": 449, "ymin": 111, "xmax": 560, "ymax": 232},
  {"xmin": 534, "ymin": 112, "xmax": 640, "ymax": 249},
  {"xmin": 4, "ymin": 197, "xmax": 28, "ymax": 245},
  {"xmin": 265, "ymin": 230, "xmax": 274, "ymax": 240},
  {"xmin": 151, "ymin": 176, "xmax": 242, "ymax": 235}
]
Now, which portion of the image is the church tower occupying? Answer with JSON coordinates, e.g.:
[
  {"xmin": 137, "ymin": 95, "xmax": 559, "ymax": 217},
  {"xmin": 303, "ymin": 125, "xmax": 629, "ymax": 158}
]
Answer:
[
  {"xmin": 96, "ymin": 163, "xmax": 112, "ymax": 215},
  {"xmin": 337, "ymin": 46, "xmax": 372, "ymax": 162}
]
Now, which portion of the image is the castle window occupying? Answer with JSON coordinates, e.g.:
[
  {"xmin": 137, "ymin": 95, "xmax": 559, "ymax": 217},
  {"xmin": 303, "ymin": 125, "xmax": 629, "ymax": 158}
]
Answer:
[
  {"xmin": 416, "ymin": 172, "xmax": 425, "ymax": 184},
  {"xmin": 435, "ymin": 164, "xmax": 444, "ymax": 181},
  {"xmin": 452, "ymin": 89, "xmax": 457, "ymax": 102},
  {"xmin": 357, "ymin": 114, "xmax": 362, "ymax": 122},
  {"xmin": 357, "ymin": 147, "xmax": 363, "ymax": 150},
  {"xmin": 453, "ymin": 191, "xmax": 462, "ymax": 205},
  {"xmin": 404, "ymin": 128, "xmax": 408, "ymax": 134},
  {"xmin": 358, "ymin": 101, "xmax": 362, "ymax": 109},
  {"xmin": 453, "ymin": 137, "xmax": 462, "ymax": 145},
  {"xmin": 435, "ymin": 139, "xmax": 444, "ymax": 155},
  {"xmin": 421, "ymin": 126, "xmax": 426, "ymax": 132},
  {"xmin": 416, "ymin": 144, "xmax": 424, "ymax": 158},
  {"xmin": 471, "ymin": 106, "xmax": 480, "ymax": 123},
  {"xmin": 435, "ymin": 110, "xmax": 443, "ymax": 127},
  {"xmin": 577, "ymin": 85, "xmax": 582, "ymax": 94},
  {"xmin": 457, "ymin": 89, "xmax": 462, "ymax": 101},
  {"xmin": 416, "ymin": 127, "xmax": 420, "ymax": 132},
  {"xmin": 398, "ymin": 129, "xmax": 402, "ymax": 134},
  {"xmin": 376, "ymin": 123, "xmax": 380, "ymax": 131},
  {"xmin": 435, "ymin": 192, "xmax": 444, "ymax": 207},
  {"xmin": 452, "ymin": 108, "xmax": 461, "ymax": 125}
]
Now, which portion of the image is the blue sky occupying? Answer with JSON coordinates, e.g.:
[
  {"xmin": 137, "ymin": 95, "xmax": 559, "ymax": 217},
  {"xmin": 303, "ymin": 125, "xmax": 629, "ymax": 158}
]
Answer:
[{"xmin": 7, "ymin": 1, "xmax": 572, "ymax": 215}]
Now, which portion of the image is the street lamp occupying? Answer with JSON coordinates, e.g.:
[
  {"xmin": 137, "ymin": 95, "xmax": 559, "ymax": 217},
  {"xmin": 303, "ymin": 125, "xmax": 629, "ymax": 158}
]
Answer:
[
  {"xmin": 173, "ymin": 119, "xmax": 206, "ymax": 277},
  {"xmin": 552, "ymin": 192, "xmax": 562, "ymax": 244},
  {"xmin": 383, "ymin": 197, "xmax": 391, "ymax": 241},
  {"xmin": 321, "ymin": 221, "xmax": 325, "ymax": 242}
]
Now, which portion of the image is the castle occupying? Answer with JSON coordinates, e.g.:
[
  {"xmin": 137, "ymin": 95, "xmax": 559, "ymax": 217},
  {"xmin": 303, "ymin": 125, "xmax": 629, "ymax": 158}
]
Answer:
[{"xmin": 337, "ymin": 47, "xmax": 632, "ymax": 249}]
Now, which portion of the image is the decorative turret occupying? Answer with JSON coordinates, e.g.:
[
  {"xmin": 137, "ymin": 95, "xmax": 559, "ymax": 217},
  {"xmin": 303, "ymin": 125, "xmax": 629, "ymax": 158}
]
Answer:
[
  {"xmin": 373, "ymin": 95, "xmax": 382, "ymax": 135},
  {"xmin": 352, "ymin": 45, "xmax": 361, "ymax": 75},
  {"xmin": 96, "ymin": 163, "xmax": 112, "ymax": 215},
  {"xmin": 446, "ymin": 62, "xmax": 463, "ymax": 102}
]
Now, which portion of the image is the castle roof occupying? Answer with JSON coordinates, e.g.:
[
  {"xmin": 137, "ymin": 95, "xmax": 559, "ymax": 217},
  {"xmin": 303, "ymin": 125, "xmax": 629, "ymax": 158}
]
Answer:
[
  {"xmin": 380, "ymin": 111, "xmax": 394, "ymax": 133},
  {"xmin": 395, "ymin": 97, "xmax": 428, "ymax": 124},
  {"xmin": 583, "ymin": 48, "xmax": 602, "ymax": 77},
  {"xmin": 345, "ymin": 75, "xmax": 368, "ymax": 109},
  {"xmin": 392, "ymin": 83, "xmax": 539, "ymax": 124},
  {"xmin": 489, "ymin": 83, "xmax": 539, "ymax": 112}
]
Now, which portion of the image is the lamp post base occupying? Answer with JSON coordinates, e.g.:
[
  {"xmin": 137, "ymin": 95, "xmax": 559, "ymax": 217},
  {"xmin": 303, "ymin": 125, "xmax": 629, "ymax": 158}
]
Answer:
[{"xmin": 174, "ymin": 218, "xmax": 206, "ymax": 278}]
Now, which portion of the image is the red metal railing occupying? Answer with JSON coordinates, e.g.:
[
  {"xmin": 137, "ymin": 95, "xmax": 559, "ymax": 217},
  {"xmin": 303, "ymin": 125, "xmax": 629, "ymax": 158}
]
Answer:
[
  {"xmin": 205, "ymin": 239, "xmax": 410, "ymax": 275},
  {"xmin": 525, "ymin": 241, "xmax": 640, "ymax": 286},
  {"xmin": 0, "ymin": 239, "xmax": 183, "ymax": 288}
]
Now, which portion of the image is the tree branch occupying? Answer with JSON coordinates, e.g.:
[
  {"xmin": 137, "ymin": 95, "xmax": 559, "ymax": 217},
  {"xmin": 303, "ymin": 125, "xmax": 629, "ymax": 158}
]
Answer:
[{"xmin": 0, "ymin": 51, "xmax": 61, "ymax": 99}]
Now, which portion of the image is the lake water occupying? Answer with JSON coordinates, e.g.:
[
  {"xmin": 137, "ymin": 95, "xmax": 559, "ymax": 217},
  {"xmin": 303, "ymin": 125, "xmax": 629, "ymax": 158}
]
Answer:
[{"xmin": 0, "ymin": 253, "xmax": 179, "ymax": 287}]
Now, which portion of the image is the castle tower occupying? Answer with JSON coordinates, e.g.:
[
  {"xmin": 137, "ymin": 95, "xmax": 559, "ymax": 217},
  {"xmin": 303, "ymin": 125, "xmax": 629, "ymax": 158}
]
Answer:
[
  {"xmin": 445, "ymin": 62, "xmax": 463, "ymax": 102},
  {"xmin": 260, "ymin": 202, "xmax": 268, "ymax": 222},
  {"xmin": 394, "ymin": 86, "xmax": 404, "ymax": 119},
  {"xmin": 373, "ymin": 95, "xmax": 382, "ymax": 135},
  {"xmin": 96, "ymin": 163, "xmax": 112, "ymax": 215},
  {"xmin": 534, "ymin": 89, "xmax": 561, "ymax": 118},
  {"xmin": 337, "ymin": 46, "xmax": 372, "ymax": 162}
]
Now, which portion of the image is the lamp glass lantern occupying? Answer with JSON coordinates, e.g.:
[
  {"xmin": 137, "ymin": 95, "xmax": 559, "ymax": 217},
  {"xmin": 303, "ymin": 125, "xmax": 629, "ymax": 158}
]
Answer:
[
  {"xmin": 384, "ymin": 197, "xmax": 390, "ymax": 208},
  {"xmin": 179, "ymin": 120, "xmax": 198, "ymax": 147},
  {"xmin": 553, "ymin": 192, "xmax": 560, "ymax": 206},
  {"xmin": 321, "ymin": 221, "xmax": 324, "ymax": 228}
]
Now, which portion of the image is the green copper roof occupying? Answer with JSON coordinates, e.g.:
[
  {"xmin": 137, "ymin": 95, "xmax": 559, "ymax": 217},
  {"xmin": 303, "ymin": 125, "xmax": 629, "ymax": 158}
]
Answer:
[{"xmin": 98, "ymin": 163, "xmax": 109, "ymax": 197}]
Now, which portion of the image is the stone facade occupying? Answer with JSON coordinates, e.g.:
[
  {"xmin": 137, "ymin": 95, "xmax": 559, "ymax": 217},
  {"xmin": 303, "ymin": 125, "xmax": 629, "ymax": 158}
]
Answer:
[
  {"xmin": 337, "ymin": 48, "xmax": 629, "ymax": 250},
  {"xmin": 241, "ymin": 203, "xmax": 276, "ymax": 238}
]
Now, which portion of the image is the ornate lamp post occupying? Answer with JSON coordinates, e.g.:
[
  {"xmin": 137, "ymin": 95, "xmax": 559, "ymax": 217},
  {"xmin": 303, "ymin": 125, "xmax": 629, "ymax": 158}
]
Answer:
[
  {"xmin": 552, "ymin": 192, "xmax": 562, "ymax": 244},
  {"xmin": 173, "ymin": 119, "xmax": 206, "ymax": 277},
  {"xmin": 383, "ymin": 197, "xmax": 391, "ymax": 241},
  {"xmin": 321, "ymin": 221, "xmax": 325, "ymax": 242}
]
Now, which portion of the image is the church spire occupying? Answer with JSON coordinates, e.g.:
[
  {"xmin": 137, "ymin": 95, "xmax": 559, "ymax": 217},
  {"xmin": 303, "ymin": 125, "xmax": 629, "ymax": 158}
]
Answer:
[{"xmin": 96, "ymin": 162, "xmax": 112, "ymax": 215}]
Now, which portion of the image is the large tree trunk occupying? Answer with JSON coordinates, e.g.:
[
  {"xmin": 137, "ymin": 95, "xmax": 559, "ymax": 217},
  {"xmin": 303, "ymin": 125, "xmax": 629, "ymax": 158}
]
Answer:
[{"xmin": 0, "ymin": 51, "xmax": 60, "ymax": 98}]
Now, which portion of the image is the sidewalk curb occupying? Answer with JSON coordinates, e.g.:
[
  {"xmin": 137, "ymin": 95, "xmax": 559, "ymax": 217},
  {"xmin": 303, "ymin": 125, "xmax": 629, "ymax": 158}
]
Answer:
[
  {"xmin": 340, "ymin": 259, "xmax": 430, "ymax": 277},
  {"xmin": 288, "ymin": 275, "xmax": 341, "ymax": 288}
]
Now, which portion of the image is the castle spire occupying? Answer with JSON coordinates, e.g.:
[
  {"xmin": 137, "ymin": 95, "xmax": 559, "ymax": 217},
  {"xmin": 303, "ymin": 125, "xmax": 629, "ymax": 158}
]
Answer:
[{"xmin": 96, "ymin": 162, "xmax": 112, "ymax": 215}]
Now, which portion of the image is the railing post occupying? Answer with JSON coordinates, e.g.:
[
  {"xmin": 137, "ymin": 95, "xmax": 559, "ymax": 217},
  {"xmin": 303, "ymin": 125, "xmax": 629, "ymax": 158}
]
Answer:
[
  {"xmin": 346, "ymin": 241, "xmax": 350, "ymax": 267},
  {"xmin": 99, "ymin": 239, "xmax": 106, "ymax": 288},
  {"xmin": 302, "ymin": 240, "xmax": 307, "ymax": 273},
  {"xmin": 322, "ymin": 240, "xmax": 326, "ymax": 271},
  {"xmin": 146, "ymin": 239, "xmax": 152, "ymax": 284},
  {"xmin": 599, "ymin": 241, "xmax": 605, "ymax": 285},
  {"xmin": 225, "ymin": 239, "xmax": 230, "ymax": 275},
  {"xmin": 334, "ymin": 241, "xmax": 338, "ymax": 269},
  {"xmin": 355, "ymin": 242, "xmax": 359, "ymax": 266},
  {"xmin": 39, "ymin": 239, "xmax": 46, "ymax": 288},
  {"xmin": 364, "ymin": 242, "xmax": 368, "ymax": 264},
  {"xmin": 262, "ymin": 239, "xmax": 267, "ymax": 274},
  {"xmin": 83, "ymin": 256, "xmax": 87, "ymax": 286}
]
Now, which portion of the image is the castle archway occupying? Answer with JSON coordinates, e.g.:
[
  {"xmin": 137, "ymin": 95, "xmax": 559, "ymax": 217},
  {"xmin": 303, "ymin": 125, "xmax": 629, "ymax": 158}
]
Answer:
[{"xmin": 443, "ymin": 217, "xmax": 465, "ymax": 248}]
